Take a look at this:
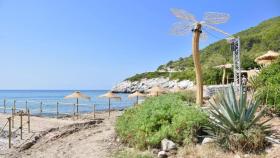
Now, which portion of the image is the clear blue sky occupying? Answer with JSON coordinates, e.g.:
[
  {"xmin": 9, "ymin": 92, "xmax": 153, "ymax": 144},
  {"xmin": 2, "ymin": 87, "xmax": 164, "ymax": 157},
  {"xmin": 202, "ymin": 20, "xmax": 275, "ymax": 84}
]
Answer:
[{"xmin": 0, "ymin": 0, "xmax": 279, "ymax": 90}]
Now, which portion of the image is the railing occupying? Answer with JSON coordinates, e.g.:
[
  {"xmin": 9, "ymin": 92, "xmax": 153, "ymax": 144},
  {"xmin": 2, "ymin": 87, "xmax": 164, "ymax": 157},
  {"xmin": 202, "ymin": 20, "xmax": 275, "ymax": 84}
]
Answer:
[
  {"xmin": 0, "ymin": 98, "xmax": 134, "ymax": 150},
  {"xmin": 0, "ymin": 109, "xmax": 30, "ymax": 149},
  {"xmin": 1, "ymin": 99, "xmax": 134, "ymax": 118}
]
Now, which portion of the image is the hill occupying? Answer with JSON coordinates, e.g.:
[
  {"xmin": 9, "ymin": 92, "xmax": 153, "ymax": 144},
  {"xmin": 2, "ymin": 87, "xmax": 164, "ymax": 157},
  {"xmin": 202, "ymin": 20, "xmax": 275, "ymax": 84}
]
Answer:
[{"xmin": 126, "ymin": 16, "xmax": 280, "ymax": 84}]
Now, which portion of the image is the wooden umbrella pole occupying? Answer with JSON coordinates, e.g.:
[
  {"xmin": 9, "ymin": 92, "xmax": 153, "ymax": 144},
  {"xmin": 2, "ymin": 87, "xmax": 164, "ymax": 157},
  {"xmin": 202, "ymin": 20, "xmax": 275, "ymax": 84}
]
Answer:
[
  {"xmin": 3, "ymin": 99, "xmax": 6, "ymax": 113},
  {"xmin": 222, "ymin": 68, "xmax": 226, "ymax": 85},
  {"xmin": 25, "ymin": 101, "xmax": 28, "ymax": 113},
  {"xmin": 76, "ymin": 98, "xmax": 79, "ymax": 115},
  {"xmin": 109, "ymin": 98, "xmax": 111, "ymax": 117},
  {"xmin": 136, "ymin": 96, "xmax": 139, "ymax": 105},
  {"xmin": 192, "ymin": 23, "xmax": 203, "ymax": 105}
]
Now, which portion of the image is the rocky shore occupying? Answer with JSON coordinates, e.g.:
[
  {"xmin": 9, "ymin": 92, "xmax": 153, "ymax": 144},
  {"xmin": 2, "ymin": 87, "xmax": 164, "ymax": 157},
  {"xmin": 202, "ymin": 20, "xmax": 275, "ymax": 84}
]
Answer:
[
  {"xmin": 112, "ymin": 77, "xmax": 233, "ymax": 99},
  {"xmin": 111, "ymin": 78, "xmax": 194, "ymax": 93}
]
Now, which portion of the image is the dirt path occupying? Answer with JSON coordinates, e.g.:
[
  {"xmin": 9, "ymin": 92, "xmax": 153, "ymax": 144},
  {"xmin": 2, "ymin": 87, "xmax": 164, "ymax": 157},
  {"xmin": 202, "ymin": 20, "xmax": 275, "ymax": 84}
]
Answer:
[{"xmin": 7, "ymin": 111, "xmax": 122, "ymax": 158}]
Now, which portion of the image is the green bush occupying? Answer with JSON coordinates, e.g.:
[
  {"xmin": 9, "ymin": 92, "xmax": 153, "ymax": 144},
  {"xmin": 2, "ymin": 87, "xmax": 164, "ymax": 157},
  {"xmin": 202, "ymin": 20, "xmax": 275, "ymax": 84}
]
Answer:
[
  {"xmin": 176, "ymin": 91, "xmax": 196, "ymax": 103},
  {"xmin": 207, "ymin": 85, "xmax": 271, "ymax": 152},
  {"xmin": 255, "ymin": 58, "xmax": 280, "ymax": 115},
  {"xmin": 116, "ymin": 93, "xmax": 208, "ymax": 149}
]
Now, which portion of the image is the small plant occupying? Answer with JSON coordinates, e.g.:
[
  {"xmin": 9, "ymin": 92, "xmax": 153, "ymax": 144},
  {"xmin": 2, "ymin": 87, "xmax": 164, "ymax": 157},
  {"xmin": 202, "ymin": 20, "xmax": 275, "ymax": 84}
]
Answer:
[
  {"xmin": 207, "ymin": 85, "xmax": 271, "ymax": 152},
  {"xmin": 247, "ymin": 75, "xmax": 261, "ymax": 93}
]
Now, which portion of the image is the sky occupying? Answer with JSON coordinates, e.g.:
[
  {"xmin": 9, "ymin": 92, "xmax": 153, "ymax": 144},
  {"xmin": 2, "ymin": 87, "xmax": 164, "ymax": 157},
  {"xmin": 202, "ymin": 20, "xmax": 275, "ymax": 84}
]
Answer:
[{"xmin": 0, "ymin": 0, "xmax": 279, "ymax": 90}]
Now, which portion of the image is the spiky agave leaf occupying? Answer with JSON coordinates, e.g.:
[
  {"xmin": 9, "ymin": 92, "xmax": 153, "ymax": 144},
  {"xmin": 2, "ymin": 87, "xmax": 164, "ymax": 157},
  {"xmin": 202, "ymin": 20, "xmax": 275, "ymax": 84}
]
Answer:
[{"xmin": 208, "ymin": 84, "xmax": 270, "ymax": 134}]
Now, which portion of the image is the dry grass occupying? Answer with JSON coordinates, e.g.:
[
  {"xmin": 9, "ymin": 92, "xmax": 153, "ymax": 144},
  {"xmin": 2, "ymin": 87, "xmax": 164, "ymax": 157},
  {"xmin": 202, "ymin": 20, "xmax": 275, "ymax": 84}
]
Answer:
[
  {"xmin": 114, "ymin": 148, "xmax": 154, "ymax": 158},
  {"xmin": 176, "ymin": 144, "xmax": 267, "ymax": 158}
]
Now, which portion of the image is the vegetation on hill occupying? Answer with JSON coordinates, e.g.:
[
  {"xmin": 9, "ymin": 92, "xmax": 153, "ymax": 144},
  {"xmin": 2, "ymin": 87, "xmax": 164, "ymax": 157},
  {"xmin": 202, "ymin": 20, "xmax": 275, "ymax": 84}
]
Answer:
[
  {"xmin": 126, "ymin": 16, "xmax": 280, "ymax": 84},
  {"xmin": 116, "ymin": 93, "xmax": 208, "ymax": 149}
]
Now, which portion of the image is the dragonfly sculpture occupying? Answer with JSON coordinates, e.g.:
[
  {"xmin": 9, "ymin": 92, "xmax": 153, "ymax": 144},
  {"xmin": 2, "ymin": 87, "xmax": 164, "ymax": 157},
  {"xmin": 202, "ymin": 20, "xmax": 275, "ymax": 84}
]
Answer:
[{"xmin": 171, "ymin": 8, "xmax": 232, "ymax": 105}]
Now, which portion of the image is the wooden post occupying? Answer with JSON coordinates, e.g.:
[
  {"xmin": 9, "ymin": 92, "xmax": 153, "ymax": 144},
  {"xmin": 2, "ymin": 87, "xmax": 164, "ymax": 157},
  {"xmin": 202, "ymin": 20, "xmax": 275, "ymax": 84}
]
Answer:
[
  {"xmin": 13, "ymin": 100, "xmax": 16, "ymax": 113},
  {"xmin": 227, "ymin": 74, "xmax": 229, "ymax": 84},
  {"xmin": 40, "ymin": 101, "xmax": 43, "ymax": 114},
  {"xmin": 11, "ymin": 107, "xmax": 14, "ymax": 128},
  {"xmin": 25, "ymin": 101, "xmax": 28, "ymax": 113},
  {"xmin": 76, "ymin": 98, "xmax": 79, "ymax": 116},
  {"xmin": 56, "ymin": 102, "xmax": 59, "ymax": 118},
  {"xmin": 8, "ymin": 117, "xmax": 11, "ymax": 148},
  {"xmin": 109, "ymin": 98, "xmax": 111, "ymax": 117},
  {"xmin": 73, "ymin": 104, "xmax": 76, "ymax": 116},
  {"xmin": 222, "ymin": 68, "xmax": 226, "ymax": 85},
  {"xmin": 27, "ymin": 109, "xmax": 30, "ymax": 133},
  {"xmin": 192, "ymin": 23, "xmax": 203, "ymax": 105},
  {"xmin": 20, "ymin": 111, "xmax": 23, "ymax": 140},
  {"xmin": 93, "ymin": 104, "xmax": 96, "ymax": 119},
  {"xmin": 3, "ymin": 99, "xmax": 6, "ymax": 113}
]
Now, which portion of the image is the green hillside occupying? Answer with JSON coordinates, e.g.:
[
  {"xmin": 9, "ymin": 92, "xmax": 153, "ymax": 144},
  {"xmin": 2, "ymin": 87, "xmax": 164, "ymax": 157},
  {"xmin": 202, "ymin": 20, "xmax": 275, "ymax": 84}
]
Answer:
[{"xmin": 127, "ymin": 16, "xmax": 280, "ymax": 84}]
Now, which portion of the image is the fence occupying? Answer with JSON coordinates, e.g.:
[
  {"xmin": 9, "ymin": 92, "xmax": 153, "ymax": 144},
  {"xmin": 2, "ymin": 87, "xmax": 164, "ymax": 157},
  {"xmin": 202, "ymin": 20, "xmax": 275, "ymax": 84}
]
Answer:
[
  {"xmin": 0, "ymin": 98, "xmax": 134, "ymax": 149},
  {"xmin": 0, "ymin": 99, "xmax": 134, "ymax": 118},
  {"xmin": 0, "ymin": 109, "xmax": 30, "ymax": 149}
]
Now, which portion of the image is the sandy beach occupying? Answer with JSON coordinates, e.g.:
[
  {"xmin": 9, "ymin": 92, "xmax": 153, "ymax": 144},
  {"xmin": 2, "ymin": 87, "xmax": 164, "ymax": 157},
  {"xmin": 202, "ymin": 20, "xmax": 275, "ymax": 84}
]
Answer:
[{"xmin": 0, "ymin": 111, "xmax": 123, "ymax": 158}]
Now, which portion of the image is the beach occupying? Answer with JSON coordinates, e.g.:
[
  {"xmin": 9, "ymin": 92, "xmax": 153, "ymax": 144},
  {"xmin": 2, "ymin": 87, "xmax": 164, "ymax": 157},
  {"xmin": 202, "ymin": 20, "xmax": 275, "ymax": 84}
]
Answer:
[{"xmin": 1, "ymin": 110, "xmax": 123, "ymax": 158}]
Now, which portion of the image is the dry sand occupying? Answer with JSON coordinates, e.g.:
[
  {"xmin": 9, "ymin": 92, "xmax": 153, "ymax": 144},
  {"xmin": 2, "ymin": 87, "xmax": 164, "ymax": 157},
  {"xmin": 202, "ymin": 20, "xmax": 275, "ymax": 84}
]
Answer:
[
  {"xmin": 0, "ymin": 110, "xmax": 279, "ymax": 158},
  {"xmin": 0, "ymin": 111, "xmax": 123, "ymax": 158}
]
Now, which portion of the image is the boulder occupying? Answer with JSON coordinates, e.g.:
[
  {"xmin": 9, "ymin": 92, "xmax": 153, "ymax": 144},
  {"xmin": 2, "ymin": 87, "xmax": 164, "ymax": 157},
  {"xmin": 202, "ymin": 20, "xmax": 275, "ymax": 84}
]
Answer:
[
  {"xmin": 161, "ymin": 138, "xmax": 176, "ymax": 151},
  {"xmin": 202, "ymin": 137, "xmax": 215, "ymax": 145},
  {"xmin": 158, "ymin": 151, "xmax": 168, "ymax": 158}
]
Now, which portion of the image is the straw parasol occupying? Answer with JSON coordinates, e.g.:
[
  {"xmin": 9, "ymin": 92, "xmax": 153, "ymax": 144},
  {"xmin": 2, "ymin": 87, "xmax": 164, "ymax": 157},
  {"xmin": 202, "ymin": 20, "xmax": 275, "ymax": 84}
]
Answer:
[
  {"xmin": 148, "ymin": 86, "xmax": 166, "ymax": 96},
  {"xmin": 255, "ymin": 50, "xmax": 279, "ymax": 66},
  {"xmin": 128, "ymin": 91, "xmax": 146, "ymax": 105},
  {"xmin": 99, "ymin": 91, "xmax": 121, "ymax": 116},
  {"xmin": 214, "ymin": 63, "xmax": 232, "ymax": 85},
  {"xmin": 64, "ymin": 91, "xmax": 91, "ymax": 115}
]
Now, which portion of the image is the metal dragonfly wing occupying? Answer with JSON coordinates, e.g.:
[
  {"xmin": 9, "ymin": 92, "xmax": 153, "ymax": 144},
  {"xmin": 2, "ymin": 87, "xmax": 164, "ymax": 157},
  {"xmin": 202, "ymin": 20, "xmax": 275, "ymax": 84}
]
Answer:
[{"xmin": 171, "ymin": 8, "xmax": 230, "ymax": 40}]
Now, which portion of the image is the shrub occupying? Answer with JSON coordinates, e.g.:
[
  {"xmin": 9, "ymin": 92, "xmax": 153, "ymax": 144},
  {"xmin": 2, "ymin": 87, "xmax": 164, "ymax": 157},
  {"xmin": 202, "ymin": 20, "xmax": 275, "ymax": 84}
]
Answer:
[
  {"xmin": 207, "ymin": 85, "xmax": 271, "ymax": 152},
  {"xmin": 116, "ymin": 93, "xmax": 208, "ymax": 149},
  {"xmin": 176, "ymin": 91, "xmax": 196, "ymax": 103},
  {"xmin": 255, "ymin": 58, "xmax": 280, "ymax": 115}
]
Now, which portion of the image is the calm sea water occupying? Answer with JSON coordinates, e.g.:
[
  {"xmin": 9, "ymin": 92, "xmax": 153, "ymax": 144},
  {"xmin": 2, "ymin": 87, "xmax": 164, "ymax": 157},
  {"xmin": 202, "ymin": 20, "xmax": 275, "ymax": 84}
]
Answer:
[{"xmin": 0, "ymin": 90, "xmax": 135, "ymax": 116}]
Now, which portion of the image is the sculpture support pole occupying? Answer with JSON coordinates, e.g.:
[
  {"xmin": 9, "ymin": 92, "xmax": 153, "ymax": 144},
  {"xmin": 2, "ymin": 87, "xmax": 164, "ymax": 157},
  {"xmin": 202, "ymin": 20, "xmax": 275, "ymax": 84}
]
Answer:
[{"xmin": 192, "ymin": 24, "xmax": 203, "ymax": 105}]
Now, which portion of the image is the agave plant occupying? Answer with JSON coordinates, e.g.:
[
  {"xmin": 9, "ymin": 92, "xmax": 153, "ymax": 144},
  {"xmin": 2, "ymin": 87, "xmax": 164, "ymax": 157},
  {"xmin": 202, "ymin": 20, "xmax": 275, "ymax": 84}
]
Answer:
[{"xmin": 207, "ymin": 84, "xmax": 271, "ymax": 152}]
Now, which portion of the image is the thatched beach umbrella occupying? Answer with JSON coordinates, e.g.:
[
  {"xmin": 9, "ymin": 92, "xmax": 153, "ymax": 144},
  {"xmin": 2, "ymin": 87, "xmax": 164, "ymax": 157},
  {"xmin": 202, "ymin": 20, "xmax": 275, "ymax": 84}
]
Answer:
[
  {"xmin": 99, "ymin": 91, "xmax": 121, "ymax": 116},
  {"xmin": 148, "ymin": 86, "xmax": 166, "ymax": 96},
  {"xmin": 214, "ymin": 63, "xmax": 232, "ymax": 84},
  {"xmin": 64, "ymin": 91, "xmax": 91, "ymax": 115},
  {"xmin": 128, "ymin": 91, "xmax": 146, "ymax": 105},
  {"xmin": 255, "ymin": 50, "xmax": 279, "ymax": 66}
]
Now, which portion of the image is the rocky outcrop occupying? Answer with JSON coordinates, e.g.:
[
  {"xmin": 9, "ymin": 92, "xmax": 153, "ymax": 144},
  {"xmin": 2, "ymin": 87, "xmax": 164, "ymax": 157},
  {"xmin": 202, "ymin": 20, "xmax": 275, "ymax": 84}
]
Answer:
[{"xmin": 111, "ymin": 78, "xmax": 194, "ymax": 93}]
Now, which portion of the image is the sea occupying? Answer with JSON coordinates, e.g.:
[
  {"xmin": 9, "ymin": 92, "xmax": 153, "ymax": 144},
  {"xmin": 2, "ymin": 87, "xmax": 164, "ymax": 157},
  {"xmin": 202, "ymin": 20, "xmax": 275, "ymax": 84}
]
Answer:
[{"xmin": 0, "ymin": 90, "xmax": 135, "ymax": 117}]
